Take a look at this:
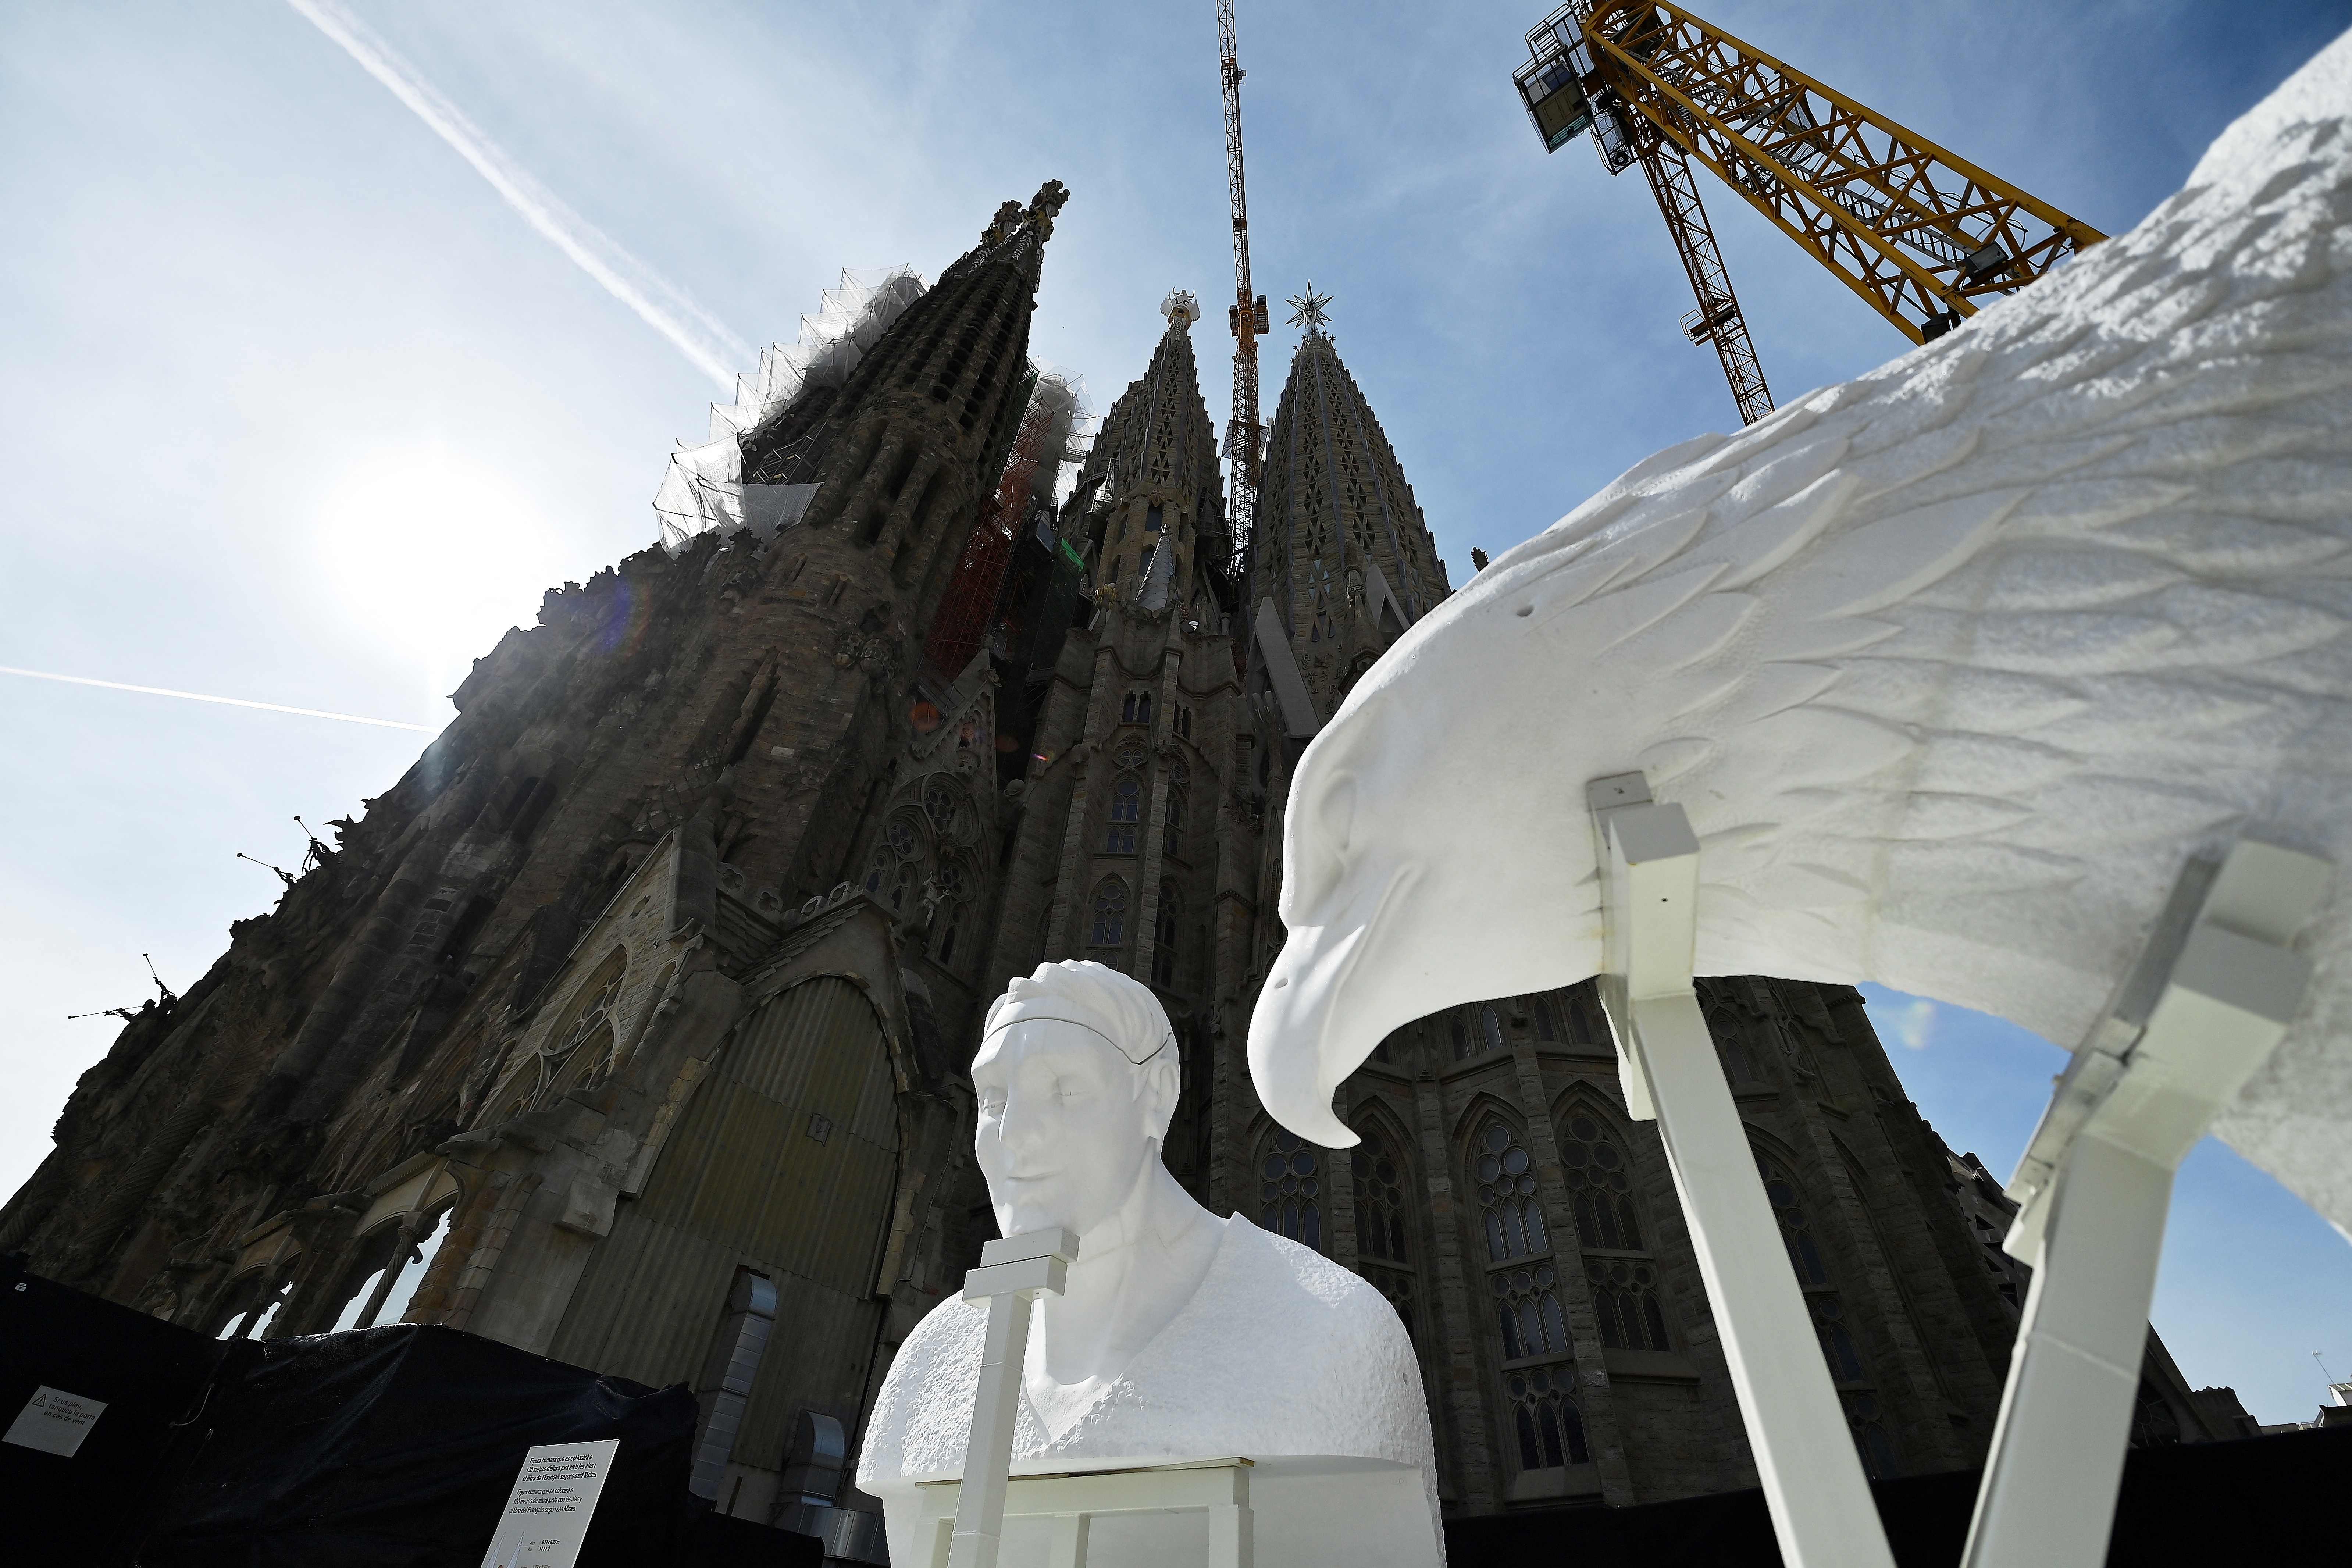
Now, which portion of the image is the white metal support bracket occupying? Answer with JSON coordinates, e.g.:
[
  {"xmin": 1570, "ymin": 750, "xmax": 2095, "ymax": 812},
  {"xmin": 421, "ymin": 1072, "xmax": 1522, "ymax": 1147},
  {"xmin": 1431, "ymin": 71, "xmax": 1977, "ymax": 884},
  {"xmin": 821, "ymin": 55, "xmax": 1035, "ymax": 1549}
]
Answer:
[
  {"xmin": 941, "ymin": 1227, "xmax": 1082, "ymax": 1568},
  {"xmin": 1962, "ymin": 835, "xmax": 2328, "ymax": 1568},
  {"xmin": 1588, "ymin": 772, "xmax": 1897, "ymax": 1568}
]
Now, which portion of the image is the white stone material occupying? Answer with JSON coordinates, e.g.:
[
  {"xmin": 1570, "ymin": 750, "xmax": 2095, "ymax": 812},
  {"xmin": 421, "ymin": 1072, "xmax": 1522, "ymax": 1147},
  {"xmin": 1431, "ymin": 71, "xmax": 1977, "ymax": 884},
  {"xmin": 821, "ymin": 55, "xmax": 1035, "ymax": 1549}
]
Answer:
[
  {"xmin": 859, "ymin": 961, "xmax": 1439, "ymax": 1568},
  {"xmin": 1250, "ymin": 27, "xmax": 2352, "ymax": 1244}
]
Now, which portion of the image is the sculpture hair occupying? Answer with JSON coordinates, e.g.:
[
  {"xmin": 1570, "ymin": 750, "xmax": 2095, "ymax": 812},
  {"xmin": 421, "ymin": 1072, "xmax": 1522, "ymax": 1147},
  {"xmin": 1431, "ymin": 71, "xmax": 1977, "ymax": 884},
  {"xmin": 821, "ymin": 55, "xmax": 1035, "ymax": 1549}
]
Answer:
[{"xmin": 983, "ymin": 959, "xmax": 1176, "ymax": 1070}]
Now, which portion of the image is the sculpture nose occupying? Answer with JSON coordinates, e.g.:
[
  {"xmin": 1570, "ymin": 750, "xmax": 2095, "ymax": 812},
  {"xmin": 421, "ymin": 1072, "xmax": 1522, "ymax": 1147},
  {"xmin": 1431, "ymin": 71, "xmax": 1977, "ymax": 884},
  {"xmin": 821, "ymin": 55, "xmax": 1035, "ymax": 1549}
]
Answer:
[{"xmin": 995, "ymin": 1081, "xmax": 1054, "ymax": 1160}]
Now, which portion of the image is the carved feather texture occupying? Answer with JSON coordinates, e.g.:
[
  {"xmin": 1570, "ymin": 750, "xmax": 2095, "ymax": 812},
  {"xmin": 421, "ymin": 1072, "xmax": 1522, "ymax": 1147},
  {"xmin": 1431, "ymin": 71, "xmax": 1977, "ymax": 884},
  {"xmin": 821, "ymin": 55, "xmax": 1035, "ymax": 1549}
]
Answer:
[{"xmin": 1250, "ymin": 30, "xmax": 2352, "ymax": 1239}]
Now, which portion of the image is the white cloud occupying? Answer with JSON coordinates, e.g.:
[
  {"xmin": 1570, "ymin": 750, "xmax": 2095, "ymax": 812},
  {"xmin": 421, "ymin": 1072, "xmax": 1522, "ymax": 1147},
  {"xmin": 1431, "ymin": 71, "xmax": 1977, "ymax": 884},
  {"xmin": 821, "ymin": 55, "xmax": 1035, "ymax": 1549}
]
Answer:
[{"xmin": 1892, "ymin": 998, "xmax": 1938, "ymax": 1051}]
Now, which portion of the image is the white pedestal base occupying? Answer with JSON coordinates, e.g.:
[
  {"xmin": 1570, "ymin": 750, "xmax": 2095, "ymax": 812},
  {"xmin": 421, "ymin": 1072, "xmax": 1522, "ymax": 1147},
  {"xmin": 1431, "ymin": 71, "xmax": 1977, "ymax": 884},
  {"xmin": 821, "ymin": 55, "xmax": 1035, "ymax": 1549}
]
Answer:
[{"xmin": 909, "ymin": 1456, "xmax": 1439, "ymax": 1568}]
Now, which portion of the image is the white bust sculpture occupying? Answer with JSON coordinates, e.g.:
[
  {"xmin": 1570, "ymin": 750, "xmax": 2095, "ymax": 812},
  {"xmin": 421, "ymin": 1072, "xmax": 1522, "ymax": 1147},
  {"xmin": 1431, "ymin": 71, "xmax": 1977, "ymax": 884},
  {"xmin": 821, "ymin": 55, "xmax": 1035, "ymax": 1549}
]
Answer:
[{"xmin": 858, "ymin": 960, "xmax": 1440, "ymax": 1565}]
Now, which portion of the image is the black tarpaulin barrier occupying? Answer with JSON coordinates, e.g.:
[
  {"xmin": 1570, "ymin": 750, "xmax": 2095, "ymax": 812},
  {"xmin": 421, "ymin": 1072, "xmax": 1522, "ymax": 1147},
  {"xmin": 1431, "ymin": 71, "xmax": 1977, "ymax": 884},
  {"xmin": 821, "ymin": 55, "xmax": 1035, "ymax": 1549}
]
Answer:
[
  {"xmin": 682, "ymin": 1507, "xmax": 825, "ymax": 1565},
  {"xmin": 1441, "ymin": 1421, "xmax": 2352, "ymax": 1565},
  {"xmin": 140, "ymin": 1322, "xmax": 697, "ymax": 1568},
  {"xmin": 0, "ymin": 1255, "xmax": 229, "ymax": 1565}
]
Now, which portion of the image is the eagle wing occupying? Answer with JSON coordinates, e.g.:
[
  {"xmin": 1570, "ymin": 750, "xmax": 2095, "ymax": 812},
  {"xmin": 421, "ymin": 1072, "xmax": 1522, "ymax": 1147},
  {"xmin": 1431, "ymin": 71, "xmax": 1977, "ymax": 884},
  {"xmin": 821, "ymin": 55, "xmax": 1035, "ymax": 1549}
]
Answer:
[{"xmin": 1468, "ymin": 32, "xmax": 2352, "ymax": 1229}]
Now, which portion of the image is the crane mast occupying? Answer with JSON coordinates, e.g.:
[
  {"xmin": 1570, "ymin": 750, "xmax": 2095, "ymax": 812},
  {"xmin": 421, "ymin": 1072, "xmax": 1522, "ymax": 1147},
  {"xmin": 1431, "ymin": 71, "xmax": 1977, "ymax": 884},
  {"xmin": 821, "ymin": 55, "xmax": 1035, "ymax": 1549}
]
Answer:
[
  {"xmin": 1515, "ymin": 1, "xmax": 2106, "ymax": 421},
  {"xmin": 1218, "ymin": 0, "xmax": 1269, "ymax": 566}
]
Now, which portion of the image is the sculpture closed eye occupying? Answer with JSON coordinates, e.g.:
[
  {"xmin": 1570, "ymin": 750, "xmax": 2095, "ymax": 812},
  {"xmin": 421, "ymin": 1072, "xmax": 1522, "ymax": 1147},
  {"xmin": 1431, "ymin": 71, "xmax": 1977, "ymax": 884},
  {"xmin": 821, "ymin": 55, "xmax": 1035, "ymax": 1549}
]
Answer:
[{"xmin": 1251, "ymin": 30, "xmax": 2352, "ymax": 1239}]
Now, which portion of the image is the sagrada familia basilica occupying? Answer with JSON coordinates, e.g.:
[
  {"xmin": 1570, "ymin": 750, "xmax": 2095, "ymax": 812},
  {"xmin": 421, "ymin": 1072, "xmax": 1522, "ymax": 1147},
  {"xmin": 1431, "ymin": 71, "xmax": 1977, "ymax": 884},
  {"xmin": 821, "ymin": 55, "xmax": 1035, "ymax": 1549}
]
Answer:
[{"xmin": 0, "ymin": 183, "xmax": 2246, "ymax": 1544}]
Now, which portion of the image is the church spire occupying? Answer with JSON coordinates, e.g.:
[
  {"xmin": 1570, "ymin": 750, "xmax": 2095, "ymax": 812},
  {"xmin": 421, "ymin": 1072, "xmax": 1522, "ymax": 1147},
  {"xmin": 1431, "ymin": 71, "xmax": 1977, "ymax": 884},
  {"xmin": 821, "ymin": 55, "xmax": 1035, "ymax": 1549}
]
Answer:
[
  {"xmin": 1252, "ymin": 316, "xmax": 1446, "ymax": 719},
  {"xmin": 738, "ymin": 181, "xmax": 1070, "ymax": 615},
  {"xmin": 1063, "ymin": 292, "xmax": 1224, "ymax": 611}
]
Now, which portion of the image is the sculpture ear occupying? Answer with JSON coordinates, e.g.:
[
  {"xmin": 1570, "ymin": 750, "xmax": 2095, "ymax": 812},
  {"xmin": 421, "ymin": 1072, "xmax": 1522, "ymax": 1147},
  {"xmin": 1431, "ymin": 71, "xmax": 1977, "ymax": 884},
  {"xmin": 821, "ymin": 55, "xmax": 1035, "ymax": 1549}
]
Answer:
[{"xmin": 1141, "ymin": 1050, "xmax": 1182, "ymax": 1142}]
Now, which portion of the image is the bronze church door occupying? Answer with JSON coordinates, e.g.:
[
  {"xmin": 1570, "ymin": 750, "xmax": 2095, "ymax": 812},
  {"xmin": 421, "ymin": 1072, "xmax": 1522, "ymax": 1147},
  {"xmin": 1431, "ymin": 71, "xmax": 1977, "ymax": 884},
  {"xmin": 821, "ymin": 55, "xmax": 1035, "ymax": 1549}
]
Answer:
[{"xmin": 549, "ymin": 976, "xmax": 899, "ymax": 1478}]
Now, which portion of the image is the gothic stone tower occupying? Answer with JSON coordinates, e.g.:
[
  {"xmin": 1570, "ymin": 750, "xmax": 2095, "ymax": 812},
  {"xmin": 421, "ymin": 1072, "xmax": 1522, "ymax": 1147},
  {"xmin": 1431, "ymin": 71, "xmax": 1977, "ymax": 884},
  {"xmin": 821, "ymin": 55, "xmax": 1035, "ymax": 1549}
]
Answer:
[
  {"xmin": 972, "ymin": 291, "xmax": 1242, "ymax": 1191},
  {"xmin": 0, "ymin": 183, "xmax": 1072, "ymax": 1530}
]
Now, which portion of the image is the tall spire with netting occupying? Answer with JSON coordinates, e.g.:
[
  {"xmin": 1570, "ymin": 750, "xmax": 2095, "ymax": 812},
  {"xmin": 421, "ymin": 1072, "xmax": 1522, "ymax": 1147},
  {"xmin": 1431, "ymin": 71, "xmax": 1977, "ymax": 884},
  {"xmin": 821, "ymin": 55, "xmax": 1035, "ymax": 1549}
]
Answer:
[{"xmin": 1062, "ymin": 291, "xmax": 1225, "ymax": 614}]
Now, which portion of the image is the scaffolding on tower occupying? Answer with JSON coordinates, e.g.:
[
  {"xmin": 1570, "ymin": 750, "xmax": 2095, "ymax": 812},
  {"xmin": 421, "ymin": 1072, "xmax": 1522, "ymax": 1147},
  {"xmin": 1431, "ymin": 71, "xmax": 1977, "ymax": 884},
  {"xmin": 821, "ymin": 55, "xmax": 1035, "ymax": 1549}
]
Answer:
[{"xmin": 922, "ymin": 370, "xmax": 1086, "ymax": 682}]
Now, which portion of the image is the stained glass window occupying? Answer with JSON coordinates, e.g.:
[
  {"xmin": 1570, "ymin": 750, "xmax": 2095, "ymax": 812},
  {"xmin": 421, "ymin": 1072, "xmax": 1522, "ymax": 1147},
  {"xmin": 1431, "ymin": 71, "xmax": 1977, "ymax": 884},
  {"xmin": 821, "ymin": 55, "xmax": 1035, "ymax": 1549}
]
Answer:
[
  {"xmin": 1558, "ymin": 1112, "xmax": 1642, "ymax": 1251},
  {"xmin": 1493, "ymin": 1262, "xmax": 1571, "ymax": 1360},
  {"xmin": 1088, "ymin": 878, "xmax": 1127, "ymax": 947},
  {"xmin": 1505, "ymin": 1366, "xmax": 1590, "ymax": 1470},
  {"xmin": 1259, "ymin": 1127, "xmax": 1321, "ymax": 1250},
  {"xmin": 1475, "ymin": 1122, "xmax": 1547, "ymax": 1262},
  {"xmin": 1106, "ymin": 776, "xmax": 1141, "ymax": 854}
]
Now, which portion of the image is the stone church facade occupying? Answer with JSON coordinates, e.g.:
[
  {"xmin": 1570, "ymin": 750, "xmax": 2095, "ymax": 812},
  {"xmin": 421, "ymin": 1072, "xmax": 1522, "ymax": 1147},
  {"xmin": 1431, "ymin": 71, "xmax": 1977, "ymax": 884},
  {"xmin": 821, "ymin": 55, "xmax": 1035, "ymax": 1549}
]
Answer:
[{"xmin": 1, "ymin": 186, "xmax": 2231, "ymax": 1549}]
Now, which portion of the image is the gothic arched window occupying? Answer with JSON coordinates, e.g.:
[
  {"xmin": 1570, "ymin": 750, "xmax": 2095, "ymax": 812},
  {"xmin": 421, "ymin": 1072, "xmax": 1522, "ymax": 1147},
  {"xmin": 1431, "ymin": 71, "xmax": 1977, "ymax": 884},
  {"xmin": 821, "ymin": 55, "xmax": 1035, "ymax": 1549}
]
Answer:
[
  {"xmin": 1258, "ymin": 1126, "xmax": 1322, "ymax": 1250},
  {"xmin": 1504, "ymin": 1365, "xmax": 1590, "ymax": 1473},
  {"xmin": 1450, "ymin": 1005, "xmax": 1505, "ymax": 1062},
  {"xmin": 922, "ymin": 774, "xmax": 976, "ymax": 843},
  {"xmin": 1152, "ymin": 883, "xmax": 1180, "ymax": 987},
  {"xmin": 1758, "ymin": 1152, "xmax": 1899, "ymax": 1476},
  {"xmin": 1473, "ymin": 1120, "xmax": 1550, "ymax": 1265},
  {"xmin": 1471, "ymin": 1116, "xmax": 1585, "ymax": 1476},
  {"xmin": 1105, "ymin": 776, "xmax": 1141, "ymax": 854},
  {"xmin": 209, "ymin": 1271, "xmax": 291, "ymax": 1341},
  {"xmin": 1088, "ymin": 878, "xmax": 1127, "ymax": 947},
  {"xmin": 1707, "ymin": 1000, "xmax": 1765, "ymax": 1087},
  {"xmin": 1162, "ymin": 760, "xmax": 1188, "ymax": 858},
  {"xmin": 1480, "ymin": 1005, "xmax": 1507, "ymax": 1055},
  {"xmin": 864, "ymin": 810, "xmax": 930, "ymax": 913},
  {"xmin": 1531, "ymin": 994, "xmax": 1562, "ymax": 1043},
  {"xmin": 1352, "ymin": 1119, "xmax": 1420, "ymax": 1339},
  {"xmin": 929, "ymin": 856, "xmax": 973, "ymax": 966},
  {"xmin": 1120, "ymin": 690, "xmax": 1154, "ymax": 727},
  {"xmin": 1557, "ymin": 1110, "xmax": 1642, "ymax": 1252},
  {"xmin": 325, "ymin": 1200, "xmax": 453, "ymax": 1335},
  {"xmin": 500, "ymin": 951, "xmax": 626, "ymax": 1118},
  {"xmin": 1560, "ymin": 1108, "xmax": 1672, "ymax": 1353}
]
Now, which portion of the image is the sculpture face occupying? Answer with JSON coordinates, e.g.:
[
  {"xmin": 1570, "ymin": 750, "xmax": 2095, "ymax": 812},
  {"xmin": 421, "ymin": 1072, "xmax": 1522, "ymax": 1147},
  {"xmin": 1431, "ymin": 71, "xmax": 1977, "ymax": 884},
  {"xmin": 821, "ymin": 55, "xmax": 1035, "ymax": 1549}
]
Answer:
[{"xmin": 972, "ymin": 1018, "xmax": 1168, "ymax": 1239}]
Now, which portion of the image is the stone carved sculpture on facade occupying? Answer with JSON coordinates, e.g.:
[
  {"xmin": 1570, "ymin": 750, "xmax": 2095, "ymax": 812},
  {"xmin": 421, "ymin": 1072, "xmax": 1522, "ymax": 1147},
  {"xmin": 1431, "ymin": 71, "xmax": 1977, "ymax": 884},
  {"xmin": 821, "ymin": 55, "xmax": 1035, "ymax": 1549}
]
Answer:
[{"xmin": 860, "ymin": 960, "xmax": 1442, "ymax": 1565}]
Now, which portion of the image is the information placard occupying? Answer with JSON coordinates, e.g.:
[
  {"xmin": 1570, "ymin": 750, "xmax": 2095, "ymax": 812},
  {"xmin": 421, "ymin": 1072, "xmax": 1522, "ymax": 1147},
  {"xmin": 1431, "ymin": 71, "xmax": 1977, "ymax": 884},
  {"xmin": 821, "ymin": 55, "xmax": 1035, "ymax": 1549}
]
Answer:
[
  {"xmin": 477, "ymin": 1437, "xmax": 620, "ymax": 1568},
  {"xmin": 2, "ymin": 1386, "xmax": 107, "ymax": 1458}
]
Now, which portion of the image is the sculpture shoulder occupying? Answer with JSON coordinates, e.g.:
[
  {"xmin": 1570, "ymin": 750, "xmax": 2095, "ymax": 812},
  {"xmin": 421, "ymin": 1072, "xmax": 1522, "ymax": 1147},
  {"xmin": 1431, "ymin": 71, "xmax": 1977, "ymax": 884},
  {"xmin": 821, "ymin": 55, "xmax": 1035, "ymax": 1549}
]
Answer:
[
  {"xmin": 858, "ymin": 1291, "xmax": 988, "ymax": 1488},
  {"xmin": 1222, "ymin": 1218, "xmax": 1413, "ymax": 1361}
]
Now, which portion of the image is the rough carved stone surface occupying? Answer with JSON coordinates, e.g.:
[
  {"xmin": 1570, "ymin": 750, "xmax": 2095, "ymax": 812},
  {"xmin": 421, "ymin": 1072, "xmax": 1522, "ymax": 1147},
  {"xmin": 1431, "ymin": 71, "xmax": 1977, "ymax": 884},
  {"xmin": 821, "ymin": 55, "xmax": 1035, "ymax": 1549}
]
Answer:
[{"xmin": 859, "ymin": 1216, "xmax": 1435, "ymax": 1492}]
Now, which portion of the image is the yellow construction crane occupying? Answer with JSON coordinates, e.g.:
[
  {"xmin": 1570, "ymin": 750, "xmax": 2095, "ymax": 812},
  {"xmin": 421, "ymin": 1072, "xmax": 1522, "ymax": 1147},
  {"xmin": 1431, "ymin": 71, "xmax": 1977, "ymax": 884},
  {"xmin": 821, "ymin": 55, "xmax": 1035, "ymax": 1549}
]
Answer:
[
  {"xmin": 1514, "ymin": 1, "xmax": 2107, "ymax": 424},
  {"xmin": 1218, "ymin": 0, "xmax": 1271, "ymax": 561}
]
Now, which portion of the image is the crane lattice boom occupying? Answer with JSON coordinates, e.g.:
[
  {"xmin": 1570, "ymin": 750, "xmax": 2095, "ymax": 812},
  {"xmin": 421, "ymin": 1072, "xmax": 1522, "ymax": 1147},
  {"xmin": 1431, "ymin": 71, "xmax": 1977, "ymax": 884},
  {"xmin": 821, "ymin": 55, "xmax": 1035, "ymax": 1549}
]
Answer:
[
  {"xmin": 1515, "ymin": 1, "xmax": 2107, "ymax": 419},
  {"xmin": 1218, "ymin": 0, "xmax": 1269, "ymax": 566}
]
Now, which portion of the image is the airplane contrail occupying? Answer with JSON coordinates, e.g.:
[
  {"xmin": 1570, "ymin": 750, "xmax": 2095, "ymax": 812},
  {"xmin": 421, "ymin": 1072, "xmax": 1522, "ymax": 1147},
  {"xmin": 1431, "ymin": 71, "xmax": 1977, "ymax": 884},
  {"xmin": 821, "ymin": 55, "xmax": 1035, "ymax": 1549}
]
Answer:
[
  {"xmin": 0, "ymin": 667, "xmax": 436, "ymax": 733},
  {"xmin": 284, "ymin": 0, "xmax": 750, "ymax": 390}
]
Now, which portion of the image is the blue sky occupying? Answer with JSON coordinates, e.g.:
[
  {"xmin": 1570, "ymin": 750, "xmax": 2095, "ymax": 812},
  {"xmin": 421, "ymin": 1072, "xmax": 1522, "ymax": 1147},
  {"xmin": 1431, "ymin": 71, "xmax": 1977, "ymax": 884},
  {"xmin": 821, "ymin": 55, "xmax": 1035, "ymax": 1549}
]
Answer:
[{"xmin": 3, "ymin": 0, "xmax": 2348, "ymax": 1421}]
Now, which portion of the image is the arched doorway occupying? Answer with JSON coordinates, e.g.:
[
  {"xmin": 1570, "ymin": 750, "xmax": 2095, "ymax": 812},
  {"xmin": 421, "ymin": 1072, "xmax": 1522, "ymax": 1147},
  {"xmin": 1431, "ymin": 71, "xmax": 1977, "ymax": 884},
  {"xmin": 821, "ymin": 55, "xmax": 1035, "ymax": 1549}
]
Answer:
[{"xmin": 550, "ymin": 976, "xmax": 899, "ymax": 1477}]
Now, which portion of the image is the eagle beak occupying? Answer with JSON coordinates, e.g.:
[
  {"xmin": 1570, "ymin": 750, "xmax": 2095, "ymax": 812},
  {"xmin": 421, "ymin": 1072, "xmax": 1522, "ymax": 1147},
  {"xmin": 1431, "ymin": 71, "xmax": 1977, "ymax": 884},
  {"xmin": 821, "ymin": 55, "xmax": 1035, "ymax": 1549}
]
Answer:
[
  {"xmin": 1250, "ymin": 855, "xmax": 1421, "ymax": 1148},
  {"xmin": 1249, "ymin": 930, "xmax": 1362, "ymax": 1149}
]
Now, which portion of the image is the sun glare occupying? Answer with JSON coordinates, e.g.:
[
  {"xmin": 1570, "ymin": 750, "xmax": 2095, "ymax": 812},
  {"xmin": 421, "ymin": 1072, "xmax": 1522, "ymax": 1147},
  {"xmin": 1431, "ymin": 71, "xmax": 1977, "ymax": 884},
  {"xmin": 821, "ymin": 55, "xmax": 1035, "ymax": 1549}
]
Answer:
[{"xmin": 313, "ymin": 447, "xmax": 569, "ymax": 707}]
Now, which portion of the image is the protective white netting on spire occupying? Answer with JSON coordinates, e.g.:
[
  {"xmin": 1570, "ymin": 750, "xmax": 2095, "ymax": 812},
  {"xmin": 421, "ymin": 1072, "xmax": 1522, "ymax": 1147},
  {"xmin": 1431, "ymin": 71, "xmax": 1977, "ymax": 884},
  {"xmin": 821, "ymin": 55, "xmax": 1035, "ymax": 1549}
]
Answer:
[{"xmin": 655, "ymin": 265, "xmax": 927, "ymax": 554}]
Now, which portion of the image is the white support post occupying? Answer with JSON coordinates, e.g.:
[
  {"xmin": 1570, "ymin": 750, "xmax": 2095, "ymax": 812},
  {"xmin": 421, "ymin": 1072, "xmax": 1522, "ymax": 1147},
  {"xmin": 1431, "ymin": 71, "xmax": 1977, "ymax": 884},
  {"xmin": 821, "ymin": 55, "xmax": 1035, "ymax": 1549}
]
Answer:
[
  {"xmin": 1963, "ymin": 837, "xmax": 2327, "ymax": 1568},
  {"xmin": 942, "ymin": 1228, "xmax": 1081, "ymax": 1568},
  {"xmin": 1587, "ymin": 773, "xmax": 1896, "ymax": 1568}
]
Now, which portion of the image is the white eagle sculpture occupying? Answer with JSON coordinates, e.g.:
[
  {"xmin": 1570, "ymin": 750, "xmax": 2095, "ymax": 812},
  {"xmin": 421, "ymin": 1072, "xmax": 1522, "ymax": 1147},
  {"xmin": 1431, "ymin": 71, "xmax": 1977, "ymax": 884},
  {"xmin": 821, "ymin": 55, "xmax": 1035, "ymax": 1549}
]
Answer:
[{"xmin": 1250, "ymin": 30, "xmax": 2352, "ymax": 1243}]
